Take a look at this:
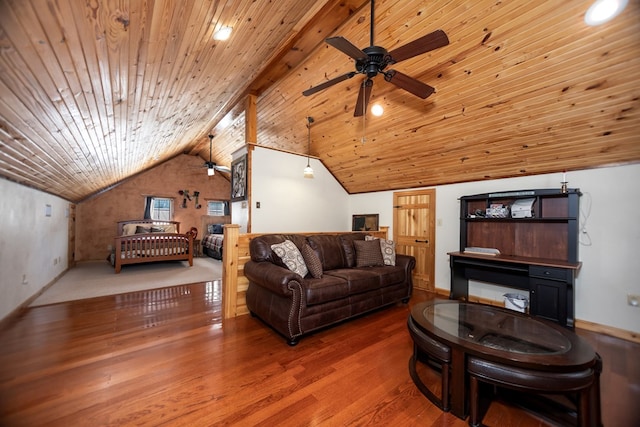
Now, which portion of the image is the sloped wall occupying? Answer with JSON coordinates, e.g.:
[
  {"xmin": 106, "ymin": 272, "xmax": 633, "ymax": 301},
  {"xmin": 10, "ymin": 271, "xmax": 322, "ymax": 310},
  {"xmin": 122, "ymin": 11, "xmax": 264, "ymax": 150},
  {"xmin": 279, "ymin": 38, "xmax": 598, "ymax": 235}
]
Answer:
[
  {"xmin": 75, "ymin": 154, "xmax": 231, "ymax": 261},
  {"xmin": 0, "ymin": 178, "xmax": 69, "ymax": 320}
]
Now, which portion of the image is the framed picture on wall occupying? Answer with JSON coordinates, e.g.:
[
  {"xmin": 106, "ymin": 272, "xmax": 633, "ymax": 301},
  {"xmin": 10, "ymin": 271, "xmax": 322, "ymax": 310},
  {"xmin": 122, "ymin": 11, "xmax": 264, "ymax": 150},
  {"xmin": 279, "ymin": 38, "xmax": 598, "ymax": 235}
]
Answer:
[
  {"xmin": 352, "ymin": 214, "xmax": 379, "ymax": 231},
  {"xmin": 231, "ymin": 155, "xmax": 247, "ymax": 201}
]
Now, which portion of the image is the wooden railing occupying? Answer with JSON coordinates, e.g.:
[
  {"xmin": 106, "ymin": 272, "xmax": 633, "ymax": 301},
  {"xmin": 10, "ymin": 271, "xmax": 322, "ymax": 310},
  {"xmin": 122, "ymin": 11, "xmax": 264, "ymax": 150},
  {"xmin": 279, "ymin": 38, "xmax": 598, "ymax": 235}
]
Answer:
[{"xmin": 221, "ymin": 225, "xmax": 389, "ymax": 319}]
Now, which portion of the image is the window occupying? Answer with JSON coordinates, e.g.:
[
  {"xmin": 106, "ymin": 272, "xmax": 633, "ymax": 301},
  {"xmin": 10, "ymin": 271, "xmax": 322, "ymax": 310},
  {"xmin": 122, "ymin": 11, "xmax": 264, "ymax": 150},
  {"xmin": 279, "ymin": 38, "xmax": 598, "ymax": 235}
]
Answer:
[
  {"xmin": 207, "ymin": 200, "xmax": 229, "ymax": 216},
  {"xmin": 144, "ymin": 197, "xmax": 173, "ymax": 220}
]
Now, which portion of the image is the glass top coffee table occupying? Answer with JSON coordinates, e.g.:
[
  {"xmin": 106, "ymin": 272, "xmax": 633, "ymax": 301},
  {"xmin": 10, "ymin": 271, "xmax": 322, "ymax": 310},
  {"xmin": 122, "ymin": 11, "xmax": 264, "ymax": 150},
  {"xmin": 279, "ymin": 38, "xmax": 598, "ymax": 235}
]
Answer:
[{"xmin": 409, "ymin": 300, "xmax": 599, "ymax": 421}]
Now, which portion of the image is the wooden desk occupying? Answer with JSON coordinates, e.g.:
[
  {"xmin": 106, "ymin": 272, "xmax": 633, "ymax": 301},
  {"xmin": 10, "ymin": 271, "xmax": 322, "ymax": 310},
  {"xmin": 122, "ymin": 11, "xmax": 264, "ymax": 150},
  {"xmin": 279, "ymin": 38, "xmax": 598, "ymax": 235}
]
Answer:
[
  {"xmin": 448, "ymin": 252, "xmax": 581, "ymax": 327},
  {"xmin": 409, "ymin": 300, "xmax": 600, "ymax": 424}
]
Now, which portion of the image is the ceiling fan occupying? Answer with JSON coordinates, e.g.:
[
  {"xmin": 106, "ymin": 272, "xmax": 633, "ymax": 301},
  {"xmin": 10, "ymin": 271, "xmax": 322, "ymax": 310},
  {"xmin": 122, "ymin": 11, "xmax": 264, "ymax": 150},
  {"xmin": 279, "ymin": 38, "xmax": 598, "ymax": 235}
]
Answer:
[
  {"xmin": 302, "ymin": 0, "xmax": 449, "ymax": 117},
  {"xmin": 201, "ymin": 134, "xmax": 231, "ymax": 176}
]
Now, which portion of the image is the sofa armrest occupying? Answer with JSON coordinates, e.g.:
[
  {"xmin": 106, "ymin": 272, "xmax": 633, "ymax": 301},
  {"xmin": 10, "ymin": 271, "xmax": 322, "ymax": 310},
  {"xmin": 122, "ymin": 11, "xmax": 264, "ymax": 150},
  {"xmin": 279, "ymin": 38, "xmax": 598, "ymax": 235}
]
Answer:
[
  {"xmin": 244, "ymin": 260, "xmax": 301, "ymax": 297},
  {"xmin": 396, "ymin": 254, "xmax": 416, "ymax": 290},
  {"xmin": 396, "ymin": 254, "xmax": 416, "ymax": 270}
]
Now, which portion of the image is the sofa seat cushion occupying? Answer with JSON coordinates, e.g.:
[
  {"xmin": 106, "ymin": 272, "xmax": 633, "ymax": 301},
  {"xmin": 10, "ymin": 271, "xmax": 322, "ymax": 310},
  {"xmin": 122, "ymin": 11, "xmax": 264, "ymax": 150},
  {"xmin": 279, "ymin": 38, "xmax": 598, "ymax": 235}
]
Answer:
[
  {"xmin": 361, "ymin": 265, "xmax": 406, "ymax": 287},
  {"xmin": 304, "ymin": 275, "xmax": 350, "ymax": 306},
  {"xmin": 324, "ymin": 268, "xmax": 382, "ymax": 295}
]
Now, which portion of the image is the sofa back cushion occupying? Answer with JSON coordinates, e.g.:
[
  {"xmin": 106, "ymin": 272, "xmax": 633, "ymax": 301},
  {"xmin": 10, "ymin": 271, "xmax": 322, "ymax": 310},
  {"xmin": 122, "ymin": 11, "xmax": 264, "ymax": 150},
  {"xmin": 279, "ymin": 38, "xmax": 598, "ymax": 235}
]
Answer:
[
  {"xmin": 339, "ymin": 233, "xmax": 367, "ymax": 267},
  {"xmin": 250, "ymin": 234, "xmax": 310, "ymax": 266},
  {"xmin": 250, "ymin": 234, "xmax": 288, "ymax": 265},
  {"xmin": 250, "ymin": 233, "xmax": 374, "ymax": 272},
  {"xmin": 308, "ymin": 235, "xmax": 349, "ymax": 270}
]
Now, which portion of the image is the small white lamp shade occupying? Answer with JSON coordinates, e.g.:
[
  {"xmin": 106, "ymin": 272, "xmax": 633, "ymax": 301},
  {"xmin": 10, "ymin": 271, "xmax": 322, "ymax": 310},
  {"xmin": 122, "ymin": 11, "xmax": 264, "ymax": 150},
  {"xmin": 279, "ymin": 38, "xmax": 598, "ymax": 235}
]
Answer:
[{"xmin": 303, "ymin": 164, "xmax": 314, "ymax": 179}]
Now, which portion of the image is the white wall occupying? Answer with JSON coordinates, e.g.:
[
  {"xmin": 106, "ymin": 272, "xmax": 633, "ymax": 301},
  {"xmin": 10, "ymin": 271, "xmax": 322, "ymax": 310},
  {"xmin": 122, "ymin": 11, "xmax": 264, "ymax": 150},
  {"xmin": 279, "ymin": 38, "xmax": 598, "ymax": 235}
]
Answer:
[
  {"xmin": 347, "ymin": 164, "xmax": 640, "ymax": 334},
  {"xmin": 0, "ymin": 178, "xmax": 69, "ymax": 320},
  {"xmin": 250, "ymin": 147, "xmax": 350, "ymax": 232}
]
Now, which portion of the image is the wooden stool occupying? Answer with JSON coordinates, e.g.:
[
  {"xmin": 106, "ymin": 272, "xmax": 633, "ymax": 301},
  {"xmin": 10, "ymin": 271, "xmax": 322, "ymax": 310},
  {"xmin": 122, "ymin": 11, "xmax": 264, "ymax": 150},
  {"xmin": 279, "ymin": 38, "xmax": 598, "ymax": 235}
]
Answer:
[
  {"xmin": 407, "ymin": 315, "xmax": 451, "ymax": 411},
  {"xmin": 467, "ymin": 356, "xmax": 600, "ymax": 427}
]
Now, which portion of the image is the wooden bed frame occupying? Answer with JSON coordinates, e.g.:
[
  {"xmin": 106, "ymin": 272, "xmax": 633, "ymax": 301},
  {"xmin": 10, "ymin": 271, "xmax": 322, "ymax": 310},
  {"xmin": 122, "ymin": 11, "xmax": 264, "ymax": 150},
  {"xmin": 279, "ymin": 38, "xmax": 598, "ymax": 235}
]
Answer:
[{"xmin": 113, "ymin": 220, "xmax": 195, "ymax": 273}]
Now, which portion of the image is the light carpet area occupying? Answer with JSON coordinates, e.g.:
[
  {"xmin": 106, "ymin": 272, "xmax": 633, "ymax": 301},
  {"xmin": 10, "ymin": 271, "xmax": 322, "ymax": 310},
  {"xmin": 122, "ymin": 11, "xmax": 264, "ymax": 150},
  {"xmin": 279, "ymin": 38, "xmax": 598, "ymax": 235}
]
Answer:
[{"xmin": 30, "ymin": 257, "xmax": 223, "ymax": 306}]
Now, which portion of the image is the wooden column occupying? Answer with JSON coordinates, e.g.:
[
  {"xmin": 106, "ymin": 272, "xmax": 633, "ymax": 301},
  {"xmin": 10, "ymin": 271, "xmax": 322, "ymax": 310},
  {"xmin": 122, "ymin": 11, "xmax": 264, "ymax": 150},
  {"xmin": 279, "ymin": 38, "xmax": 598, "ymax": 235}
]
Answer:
[
  {"xmin": 245, "ymin": 93, "xmax": 257, "ymax": 144},
  {"xmin": 244, "ymin": 93, "xmax": 257, "ymax": 233},
  {"xmin": 222, "ymin": 224, "xmax": 240, "ymax": 319}
]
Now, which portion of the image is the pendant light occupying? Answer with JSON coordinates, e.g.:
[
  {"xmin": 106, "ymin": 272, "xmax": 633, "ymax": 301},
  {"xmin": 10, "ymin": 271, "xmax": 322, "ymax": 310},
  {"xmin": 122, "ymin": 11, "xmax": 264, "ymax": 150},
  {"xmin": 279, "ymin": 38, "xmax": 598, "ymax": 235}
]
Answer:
[{"xmin": 304, "ymin": 116, "xmax": 314, "ymax": 178}]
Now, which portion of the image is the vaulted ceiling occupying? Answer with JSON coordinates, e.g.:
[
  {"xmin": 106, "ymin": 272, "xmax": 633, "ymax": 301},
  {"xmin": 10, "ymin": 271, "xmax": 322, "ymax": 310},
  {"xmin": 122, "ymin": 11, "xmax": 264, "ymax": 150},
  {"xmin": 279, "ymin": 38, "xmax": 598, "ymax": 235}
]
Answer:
[{"xmin": 1, "ymin": 0, "xmax": 639, "ymax": 203}]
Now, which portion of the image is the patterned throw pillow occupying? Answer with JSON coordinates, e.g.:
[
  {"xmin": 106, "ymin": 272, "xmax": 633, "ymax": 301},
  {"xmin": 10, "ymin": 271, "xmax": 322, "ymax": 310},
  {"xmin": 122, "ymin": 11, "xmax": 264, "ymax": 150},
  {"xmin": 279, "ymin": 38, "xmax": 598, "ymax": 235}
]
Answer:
[
  {"xmin": 354, "ymin": 239, "xmax": 385, "ymax": 267},
  {"xmin": 271, "ymin": 240, "xmax": 308, "ymax": 277},
  {"xmin": 366, "ymin": 236, "xmax": 396, "ymax": 266},
  {"xmin": 301, "ymin": 244, "xmax": 323, "ymax": 278}
]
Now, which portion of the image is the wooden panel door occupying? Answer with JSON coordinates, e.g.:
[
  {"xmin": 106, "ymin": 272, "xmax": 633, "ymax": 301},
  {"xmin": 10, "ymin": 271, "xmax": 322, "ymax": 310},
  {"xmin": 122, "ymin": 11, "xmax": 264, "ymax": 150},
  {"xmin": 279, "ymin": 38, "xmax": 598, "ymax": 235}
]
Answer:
[{"xmin": 393, "ymin": 189, "xmax": 435, "ymax": 291}]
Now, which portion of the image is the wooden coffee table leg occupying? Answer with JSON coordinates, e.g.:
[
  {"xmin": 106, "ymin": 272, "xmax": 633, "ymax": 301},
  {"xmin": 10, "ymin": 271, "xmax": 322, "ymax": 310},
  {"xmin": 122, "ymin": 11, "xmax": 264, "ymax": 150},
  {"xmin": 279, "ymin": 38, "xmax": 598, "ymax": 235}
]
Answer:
[{"xmin": 450, "ymin": 347, "xmax": 466, "ymax": 419}]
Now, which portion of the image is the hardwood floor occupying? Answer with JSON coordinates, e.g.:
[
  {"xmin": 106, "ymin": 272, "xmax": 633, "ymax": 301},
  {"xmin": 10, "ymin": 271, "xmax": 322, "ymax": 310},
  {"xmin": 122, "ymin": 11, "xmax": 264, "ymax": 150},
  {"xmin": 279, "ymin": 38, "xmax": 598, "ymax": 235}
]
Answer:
[{"xmin": 0, "ymin": 282, "xmax": 638, "ymax": 426}]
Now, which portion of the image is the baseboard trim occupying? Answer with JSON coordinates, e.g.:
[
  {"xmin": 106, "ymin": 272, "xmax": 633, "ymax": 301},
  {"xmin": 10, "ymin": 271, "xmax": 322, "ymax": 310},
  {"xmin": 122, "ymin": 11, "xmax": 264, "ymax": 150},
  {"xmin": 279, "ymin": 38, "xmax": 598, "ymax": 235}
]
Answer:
[
  {"xmin": 0, "ymin": 268, "xmax": 69, "ymax": 329},
  {"xmin": 574, "ymin": 319, "xmax": 640, "ymax": 344},
  {"xmin": 433, "ymin": 287, "xmax": 640, "ymax": 344}
]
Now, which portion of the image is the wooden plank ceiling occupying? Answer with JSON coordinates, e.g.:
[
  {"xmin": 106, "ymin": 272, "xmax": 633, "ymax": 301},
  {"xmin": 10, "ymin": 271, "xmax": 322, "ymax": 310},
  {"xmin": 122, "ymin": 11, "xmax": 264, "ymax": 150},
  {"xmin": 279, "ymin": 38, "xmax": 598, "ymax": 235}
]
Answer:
[{"xmin": 0, "ymin": 0, "xmax": 638, "ymax": 202}]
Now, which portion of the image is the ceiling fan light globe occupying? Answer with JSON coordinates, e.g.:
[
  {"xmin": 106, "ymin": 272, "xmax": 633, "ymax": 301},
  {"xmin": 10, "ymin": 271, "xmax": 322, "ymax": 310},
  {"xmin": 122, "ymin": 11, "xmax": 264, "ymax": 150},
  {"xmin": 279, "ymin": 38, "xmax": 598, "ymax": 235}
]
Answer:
[
  {"xmin": 371, "ymin": 104, "xmax": 384, "ymax": 116},
  {"xmin": 207, "ymin": 167, "xmax": 215, "ymax": 176}
]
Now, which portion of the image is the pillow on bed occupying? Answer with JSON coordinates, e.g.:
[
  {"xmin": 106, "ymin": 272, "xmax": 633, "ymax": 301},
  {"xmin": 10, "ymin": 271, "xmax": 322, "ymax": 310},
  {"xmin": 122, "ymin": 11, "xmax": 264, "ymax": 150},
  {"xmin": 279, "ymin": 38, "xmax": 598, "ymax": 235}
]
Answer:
[
  {"xmin": 135, "ymin": 226, "xmax": 151, "ymax": 234},
  {"xmin": 122, "ymin": 223, "xmax": 139, "ymax": 235},
  {"xmin": 207, "ymin": 224, "xmax": 224, "ymax": 234},
  {"xmin": 150, "ymin": 227, "xmax": 165, "ymax": 233}
]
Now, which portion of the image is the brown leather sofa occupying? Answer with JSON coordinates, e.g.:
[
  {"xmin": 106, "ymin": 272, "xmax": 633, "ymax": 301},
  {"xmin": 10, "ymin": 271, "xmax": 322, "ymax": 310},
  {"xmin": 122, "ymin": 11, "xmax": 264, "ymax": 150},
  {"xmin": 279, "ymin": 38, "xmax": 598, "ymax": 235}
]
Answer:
[{"xmin": 244, "ymin": 233, "xmax": 416, "ymax": 345}]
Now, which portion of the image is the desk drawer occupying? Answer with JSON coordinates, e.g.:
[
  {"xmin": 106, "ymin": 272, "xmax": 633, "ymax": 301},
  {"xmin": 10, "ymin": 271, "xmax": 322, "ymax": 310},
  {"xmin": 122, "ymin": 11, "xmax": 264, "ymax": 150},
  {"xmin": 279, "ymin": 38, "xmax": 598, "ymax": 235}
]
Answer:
[{"xmin": 529, "ymin": 266, "xmax": 567, "ymax": 281}]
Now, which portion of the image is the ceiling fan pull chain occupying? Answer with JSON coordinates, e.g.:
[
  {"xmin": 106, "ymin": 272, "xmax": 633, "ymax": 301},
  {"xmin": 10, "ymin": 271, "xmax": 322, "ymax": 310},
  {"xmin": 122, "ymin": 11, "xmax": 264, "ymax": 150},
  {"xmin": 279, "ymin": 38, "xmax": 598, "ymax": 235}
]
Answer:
[{"xmin": 361, "ymin": 100, "xmax": 366, "ymax": 144}]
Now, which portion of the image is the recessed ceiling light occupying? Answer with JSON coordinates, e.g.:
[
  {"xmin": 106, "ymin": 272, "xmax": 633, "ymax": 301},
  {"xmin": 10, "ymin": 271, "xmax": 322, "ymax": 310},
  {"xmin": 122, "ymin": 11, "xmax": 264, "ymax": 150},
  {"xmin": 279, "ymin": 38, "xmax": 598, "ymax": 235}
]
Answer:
[
  {"xmin": 213, "ymin": 26, "xmax": 232, "ymax": 41},
  {"xmin": 585, "ymin": 0, "xmax": 628, "ymax": 26}
]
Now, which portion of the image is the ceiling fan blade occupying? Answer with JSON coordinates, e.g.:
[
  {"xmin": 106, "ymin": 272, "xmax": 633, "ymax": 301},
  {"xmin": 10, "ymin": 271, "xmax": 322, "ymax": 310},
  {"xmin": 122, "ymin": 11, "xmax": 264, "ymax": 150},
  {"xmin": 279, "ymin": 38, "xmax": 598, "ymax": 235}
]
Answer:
[
  {"xmin": 354, "ymin": 79, "xmax": 373, "ymax": 117},
  {"xmin": 215, "ymin": 165, "xmax": 231, "ymax": 173},
  {"xmin": 302, "ymin": 71, "xmax": 356, "ymax": 96},
  {"xmin": 326, "ymin": 36, "xmax": 368, "ymax": 61},
  {"xmin": 384, "ymin": 70, "xmax": 435, "ymax": 99},
  {"xmin": 388, "ymin": 29, "xmax": 449, "ymax": 64}
]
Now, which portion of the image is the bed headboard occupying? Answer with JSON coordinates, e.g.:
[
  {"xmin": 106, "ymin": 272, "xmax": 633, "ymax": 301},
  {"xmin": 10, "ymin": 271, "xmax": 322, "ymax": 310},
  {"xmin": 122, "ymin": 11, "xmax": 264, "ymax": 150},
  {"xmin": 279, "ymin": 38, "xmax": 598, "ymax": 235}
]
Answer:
[
  {"xmin": 117, "ymin": 219, "xmax": 181, "ymax": 235},
  {"xmin": 201, "ymin": 215, "xmax": 231, "ymax": 235}
]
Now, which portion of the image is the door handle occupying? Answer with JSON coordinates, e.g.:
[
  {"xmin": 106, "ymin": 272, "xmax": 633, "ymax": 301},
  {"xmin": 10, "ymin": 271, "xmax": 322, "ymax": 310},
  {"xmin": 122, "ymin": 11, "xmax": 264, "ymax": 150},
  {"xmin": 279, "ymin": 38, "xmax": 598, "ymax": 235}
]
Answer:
[{"xmin": 415, "ymin": 239, "xmax": 429, "ymax": 243}]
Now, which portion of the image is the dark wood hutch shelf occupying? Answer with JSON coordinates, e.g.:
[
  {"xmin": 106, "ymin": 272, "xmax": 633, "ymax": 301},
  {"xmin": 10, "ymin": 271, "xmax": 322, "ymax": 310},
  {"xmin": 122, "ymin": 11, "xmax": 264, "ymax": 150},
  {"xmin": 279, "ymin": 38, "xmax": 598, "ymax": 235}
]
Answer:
[{"xmin": 449, "ymin": 188, "xmax": 582, "ymax": 327}]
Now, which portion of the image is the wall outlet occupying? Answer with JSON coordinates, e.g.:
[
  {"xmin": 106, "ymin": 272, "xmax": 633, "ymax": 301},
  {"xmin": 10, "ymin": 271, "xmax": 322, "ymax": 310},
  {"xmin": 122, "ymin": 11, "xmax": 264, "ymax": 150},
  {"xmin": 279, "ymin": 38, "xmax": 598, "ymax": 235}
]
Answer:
[{"xmin": 628, "ymin": 294, "xmax": 639, "ymax": 307}]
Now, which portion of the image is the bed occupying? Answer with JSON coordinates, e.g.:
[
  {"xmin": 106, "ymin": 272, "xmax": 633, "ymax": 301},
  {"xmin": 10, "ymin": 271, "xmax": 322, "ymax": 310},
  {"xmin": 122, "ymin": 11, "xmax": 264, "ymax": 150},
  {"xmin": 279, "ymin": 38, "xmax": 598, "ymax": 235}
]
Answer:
[
  {"xmin": 201, "ymin": 216, "xmax": 230, "ymax": 260},
  {"xmin": 111, "ymin": 220, "xmax": 195, "ymax": 273}
]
